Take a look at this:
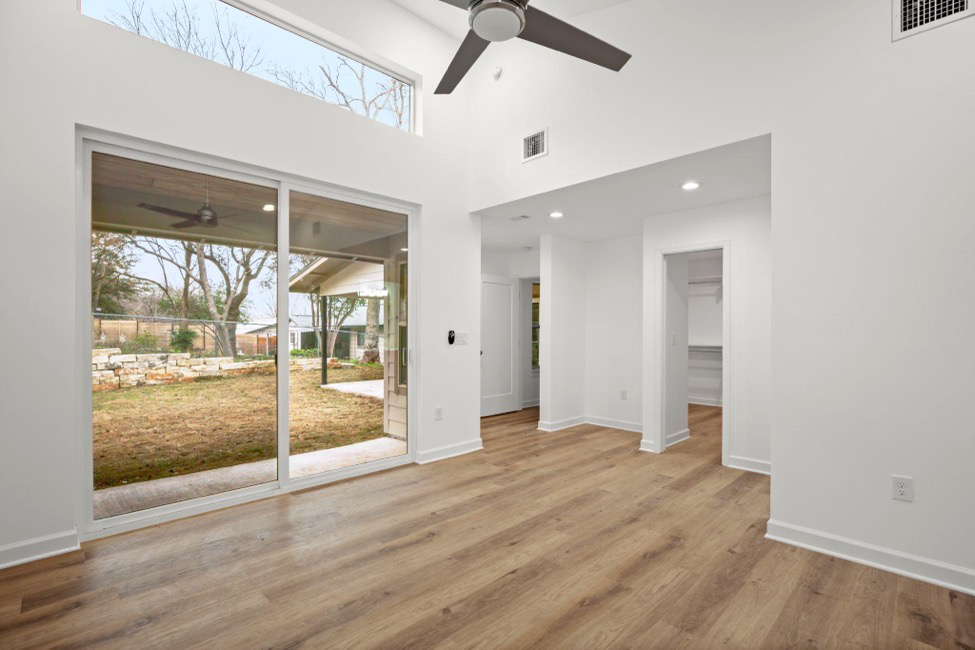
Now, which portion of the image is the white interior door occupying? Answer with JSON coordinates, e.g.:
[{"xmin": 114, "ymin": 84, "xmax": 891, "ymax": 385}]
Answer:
[{"xmin": 481, "ymin": 275, "xmax": 520, "ymax": 417}]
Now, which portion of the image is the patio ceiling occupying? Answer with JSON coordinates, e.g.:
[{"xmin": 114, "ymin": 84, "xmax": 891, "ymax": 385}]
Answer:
[{"xmin": 92, "ymin": 153, "xmax": 409, "ymax": 257}]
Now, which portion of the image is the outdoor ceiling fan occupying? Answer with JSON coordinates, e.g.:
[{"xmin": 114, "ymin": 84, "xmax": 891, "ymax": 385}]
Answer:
[
  {"xmin": 137, "ymin": 180, "xmax": 236, "ymax": 230},
  {"xmin": 434, "ymin": 0, "xmax": 631, "ymax": 94},
  {"xmin": 137, "ymin": 201, "xmax": 226, "ymax": 229}
]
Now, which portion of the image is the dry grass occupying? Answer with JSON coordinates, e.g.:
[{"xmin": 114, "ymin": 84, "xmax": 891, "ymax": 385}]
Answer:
[{"xmin": 92, "ymin": 365, "xmax": 385, "ymax": 489}]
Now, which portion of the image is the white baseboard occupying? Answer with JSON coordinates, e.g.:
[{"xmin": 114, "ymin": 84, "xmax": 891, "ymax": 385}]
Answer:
[
  {"xmin": 585, "ymin": 416, "xmax": 642, "ymax": 434},
  {"xmin": 727, "ymin": 455, "xmax": 771, "ymax": 475},
  {"xmin": 666, "ymin": 428, "xmax": 690, "ymax": 447},
  {"xmin": 521, "ymin": 399, "xmax": 539, "ymax": 408},
  {"xmin": 539, "ymin": 415, "xmax": 642, "ymax": 434},
  {"xmin": 0, "ymin": 529, "xmax": 80, "ymax": 570},
  {"xmin": 688, "ymin": 396, "xmax": 723, "ymax": 407},
  {"xmin": 537, "ymin": 416, "xmax": 586, "ymax": 432},
  {"xmin": 416, "ymin": 438, "xmax": 483, "ymax": 464},
  {"xmin": 766, "ymin": 520, "xmax": 975, "ymax": 597},
  {"xmin": 639, "ymin": 439, "xmax": 660, "ymax": 453}
]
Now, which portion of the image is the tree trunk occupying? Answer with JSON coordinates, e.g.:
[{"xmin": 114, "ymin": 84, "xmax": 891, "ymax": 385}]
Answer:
[
  {"xmin": 362, "ymin": 298, "xmax": 380, "ymax": 363},
  {"xmin": 327, "ymin": 328, "xmax": 339, "ymax": 358},
  {"xmin": 194, "ymin": 242, "xmax": 235, "ymax": 356},
  {"xmin": 213, "ymin": 322, "xmax": 234, "ymax": 358},
  {"xmin": 180, "ymin": 245, "xmax": 192, "ymax": 321}
]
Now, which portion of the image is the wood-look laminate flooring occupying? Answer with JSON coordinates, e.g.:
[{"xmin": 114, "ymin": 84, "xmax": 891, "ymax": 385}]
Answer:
[{"xmin": 1, "ymin": 405, "xmax": 973, "ymax": 648}]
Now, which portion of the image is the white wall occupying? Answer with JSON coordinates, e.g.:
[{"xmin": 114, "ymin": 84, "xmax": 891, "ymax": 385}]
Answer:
[
  {"xmin": 481, "ymin": 248, "xmax": 540, "ymax": 279},
  {"xmin": 0, "ymin": 0, "xmax": 480, "ymax": 566},
  {"xmin": 583, "ymin": 235, "xmax": 642, "ymax": 431},
  {"xmin": 663, "ymin": 253, "xmax": 689, "ymax": 442},
  {"xmin": 539, "ymin": 235, "xmax": 586, "ymax": 429},
  {"xmin": 466, "ymin": 0, "xmax": 975, "ymax": 590},
  {"xmin": 642, "ymin": 197, "xmax": 771, "ymax": 470},
  {"xmin": 688, "ymin": 283, "xmax": 723, "ymax": 347}
]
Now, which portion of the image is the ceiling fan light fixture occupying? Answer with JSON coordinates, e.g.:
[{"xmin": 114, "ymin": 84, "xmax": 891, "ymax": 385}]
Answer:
[{"xmin": 469, "ymin": 0, "xmax": 526, "ymax": 42}]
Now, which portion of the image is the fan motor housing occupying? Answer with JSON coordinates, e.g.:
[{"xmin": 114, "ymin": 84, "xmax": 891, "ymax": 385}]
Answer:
[{"xmin": 469, "ymin": 0, "xmax": 527, "ymax": 42}]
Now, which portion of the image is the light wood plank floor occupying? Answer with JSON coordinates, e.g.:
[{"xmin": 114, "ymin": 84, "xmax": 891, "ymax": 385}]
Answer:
[{"xmin": 1, "ymin": 405, "xmax": 973, "ymax": 648}]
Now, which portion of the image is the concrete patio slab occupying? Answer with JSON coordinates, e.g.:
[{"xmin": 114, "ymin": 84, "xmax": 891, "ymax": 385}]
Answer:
[
  {"xmin": 93, "ymin": 437, "xmax": 407, "ymax": 520},
  {"xmin": 322, "ymin": 379, "xmax": 384, "ymax": 400}
]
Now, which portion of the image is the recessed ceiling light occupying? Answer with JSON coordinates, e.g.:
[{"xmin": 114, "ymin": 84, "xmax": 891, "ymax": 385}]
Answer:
[
  {"xmin": 549, "ymin": 211, "xmax": 564, "ymax": 219},
  {"xmin": 263, "ymin": 203, "xmax": 276, "ymax": 211},
  {"xmin": 681, "ymin": 181, "xmax": 701, "ymax": 191}
]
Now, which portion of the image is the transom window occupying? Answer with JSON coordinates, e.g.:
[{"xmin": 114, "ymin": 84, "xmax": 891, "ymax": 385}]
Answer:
[{"xmin": 80, "ymin": 0, "xmax": 413, "ymax": 131}]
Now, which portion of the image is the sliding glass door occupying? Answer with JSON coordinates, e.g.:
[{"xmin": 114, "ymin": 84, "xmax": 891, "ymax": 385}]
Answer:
[
  {"xmin": 287, "ymin": 189, "xmax": 409, "ymax": 479},
  {"xmin": 90, "ymin": 152, "xmax": 279, "ymax": 519},
  {"xmin": 87, "ymin": 145, "xmax": 411, "ymax": 524}
]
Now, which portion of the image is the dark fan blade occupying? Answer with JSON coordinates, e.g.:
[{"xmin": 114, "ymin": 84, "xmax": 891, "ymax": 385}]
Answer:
[
  {"xmin": 435, "ymin": 30, "xmax": 490, "ymax": 94},
  {"xmin": 171, "ymin": 220, "xmax": 198, "ymax": 229},
  {"xmin": 436, "ymin": 0, "xmax": 471, "ymax": 8},
  {"xmin": 519, "ymin": 7, "xmax": 631, "ymax": 71},
  {"xmin": 138, "ymin": 203, "xmax": 199, "ymax": 220}
]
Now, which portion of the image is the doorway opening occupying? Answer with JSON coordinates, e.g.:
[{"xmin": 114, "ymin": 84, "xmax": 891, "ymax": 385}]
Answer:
[{"xmin": 660, "ymin": 246, "xmax": 727, "ymax": 462}]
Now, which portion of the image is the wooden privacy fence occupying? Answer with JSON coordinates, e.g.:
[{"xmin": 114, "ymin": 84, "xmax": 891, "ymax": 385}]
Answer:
[{"xmin": 92, "ymin": 317, "xmax": 272, "ymax": 356}]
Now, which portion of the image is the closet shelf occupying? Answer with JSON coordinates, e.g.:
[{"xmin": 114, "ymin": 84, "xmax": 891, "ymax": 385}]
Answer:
[{"xmin": 689, "ymin": 276, "xmax": 722, "ymax": 285}]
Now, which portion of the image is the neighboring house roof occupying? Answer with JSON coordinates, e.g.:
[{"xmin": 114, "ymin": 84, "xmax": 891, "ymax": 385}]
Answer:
[
  {"xmin": 237, "ymin": 316, "xmax": 317, "ymax": 335},
  {"xmin": 236, "ymin": 308, "xmax": 382, "ymax": 335}
]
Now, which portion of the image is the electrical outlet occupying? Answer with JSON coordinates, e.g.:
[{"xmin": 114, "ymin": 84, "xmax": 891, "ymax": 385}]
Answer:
[
  {"xmin": 620, "ymin": 390, "xmax": 628, "ymax": 400},
  {"xmin": 892, "ymin": 475, "xmax": 914, "ymax": 502},
  {"xmin": 435, "ymin": 407, "xmax": 444, "ymax": 422}
]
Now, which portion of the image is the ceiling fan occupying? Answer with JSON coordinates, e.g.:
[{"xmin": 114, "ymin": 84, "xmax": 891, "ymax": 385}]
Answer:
[
  {"xmin": 435, "ymin": 0, "xmax": 631, "ymax": 94},
  {"xmin": 137, "ymin": 180, "xmax": 234, "ymax": 229},
  {"xmin": 137, "ymin": 201, "xmax": 226, "ymax": 229}
]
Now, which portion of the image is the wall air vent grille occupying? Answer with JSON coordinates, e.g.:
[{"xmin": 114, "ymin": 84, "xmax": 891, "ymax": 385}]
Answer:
[
  {"xmin": 894, "ymin": 0, "xmax": 972, "ymax": 39},
  {"xmin": 522, "ymin": 129, "xmax": 548, "ymax": 163}
]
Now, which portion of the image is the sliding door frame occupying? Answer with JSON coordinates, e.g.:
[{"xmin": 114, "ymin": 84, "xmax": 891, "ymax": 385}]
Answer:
[{"xmin": 76, "ymin": 127, "xmax": 418, "ymax": 540}]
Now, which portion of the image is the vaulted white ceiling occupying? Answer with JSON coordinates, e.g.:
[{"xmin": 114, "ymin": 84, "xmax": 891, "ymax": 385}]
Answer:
[{"xmin": 389, "ymin": 0, "xmax": 635, "ymax": 39}]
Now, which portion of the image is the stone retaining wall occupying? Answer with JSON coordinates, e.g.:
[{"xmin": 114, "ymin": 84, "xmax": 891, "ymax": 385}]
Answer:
[{"xmin": 91, "ymin": 348, "xmax": 327, "ymax": 391}]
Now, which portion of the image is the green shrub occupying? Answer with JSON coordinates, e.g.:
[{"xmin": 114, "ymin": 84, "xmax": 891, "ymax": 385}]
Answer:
[
  {"xmin": 290, "ymin": 348, "xmax": 321, "ymax": 358},
  {"xmin": 121, "ymin": 332, "xmax": 161, "ymax": 354},
  {"xmin": 170, "ymin": 328, "xmax": 198, "ymax": 353}
]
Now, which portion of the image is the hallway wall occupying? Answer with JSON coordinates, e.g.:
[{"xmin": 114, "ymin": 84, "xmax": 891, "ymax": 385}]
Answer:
[
  {"xmin": 583, "ymin": 235, "xmax": 643, "ymax": 431},
  {"xmin": 538, "ymin": 235, "xmax": 587, "ymax": 430}
]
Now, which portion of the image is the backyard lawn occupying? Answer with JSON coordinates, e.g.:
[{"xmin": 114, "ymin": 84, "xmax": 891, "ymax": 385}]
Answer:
[{"xmin": 92, "ymin": 365, "xmax": 384, "ymax": 489}]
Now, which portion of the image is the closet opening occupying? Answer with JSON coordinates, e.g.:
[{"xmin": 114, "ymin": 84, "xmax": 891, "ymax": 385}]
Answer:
[{"xmin": 662, "ymin": 248, "xmax": 725, "ymax": 460}]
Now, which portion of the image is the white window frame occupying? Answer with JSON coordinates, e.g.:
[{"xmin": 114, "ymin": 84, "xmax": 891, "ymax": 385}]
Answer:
[
  {"xmin": 77, "ymin": 0, "xmax": 423, "ymax": 135},
  {"xmin": 76, "ymin": 127, "xmax": 419, "ymax": 540}
]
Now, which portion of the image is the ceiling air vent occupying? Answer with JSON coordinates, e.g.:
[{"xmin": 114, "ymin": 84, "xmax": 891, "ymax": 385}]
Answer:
[
  {"xmin": 522, "ymin": 129, "xmax": 548, "ymax": 163},
  {"xmin": 893, "ymin": 0, "xmax": 973, "ymax": 40}
]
